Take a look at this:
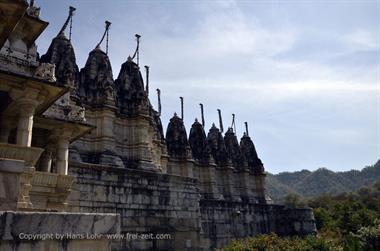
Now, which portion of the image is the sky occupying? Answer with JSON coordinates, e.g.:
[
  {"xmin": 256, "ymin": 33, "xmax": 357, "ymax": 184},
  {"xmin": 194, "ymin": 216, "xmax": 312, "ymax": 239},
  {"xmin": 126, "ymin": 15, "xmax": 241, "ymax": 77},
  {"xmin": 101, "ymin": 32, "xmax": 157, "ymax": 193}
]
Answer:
[{"xmin": 35, "ymin": 0, "xmax": 379, "ymax": 174}]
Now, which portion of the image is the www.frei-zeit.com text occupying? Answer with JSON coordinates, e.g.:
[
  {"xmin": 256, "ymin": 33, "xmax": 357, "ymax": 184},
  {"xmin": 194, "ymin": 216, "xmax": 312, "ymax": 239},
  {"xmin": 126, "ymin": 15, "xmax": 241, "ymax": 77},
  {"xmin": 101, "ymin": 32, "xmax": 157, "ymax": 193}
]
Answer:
[{"xmin": 18, "ymin": 232, "xmax": 172, "ymax": 241}]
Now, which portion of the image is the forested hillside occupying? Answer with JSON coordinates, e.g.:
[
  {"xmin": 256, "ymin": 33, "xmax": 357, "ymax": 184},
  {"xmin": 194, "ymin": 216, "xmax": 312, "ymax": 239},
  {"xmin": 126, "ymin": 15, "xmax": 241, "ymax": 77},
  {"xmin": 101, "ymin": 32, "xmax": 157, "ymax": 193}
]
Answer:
[{"xmin": 267, "ymin": 159, "xmax": 380, "ymax": 202}]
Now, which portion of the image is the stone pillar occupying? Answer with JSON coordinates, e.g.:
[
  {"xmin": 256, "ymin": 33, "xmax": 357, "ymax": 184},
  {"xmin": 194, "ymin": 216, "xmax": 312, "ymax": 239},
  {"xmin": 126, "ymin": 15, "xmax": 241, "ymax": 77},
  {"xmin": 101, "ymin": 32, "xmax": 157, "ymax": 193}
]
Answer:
[
  {"xmin": 39, "ymin": 149, "xmax": 53, "ymax": 172},
  {"xmin": 16, "ymin": 102, "xmax": 36, "ymax": 147},
  {"xmin": 56, "ymin": 138, "xmax": 69, "ymax": 175}
]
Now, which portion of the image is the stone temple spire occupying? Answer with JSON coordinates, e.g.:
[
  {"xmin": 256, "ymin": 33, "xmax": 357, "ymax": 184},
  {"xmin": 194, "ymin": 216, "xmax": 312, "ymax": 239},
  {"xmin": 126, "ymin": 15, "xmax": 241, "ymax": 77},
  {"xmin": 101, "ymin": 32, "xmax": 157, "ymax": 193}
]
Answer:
[
  {"xmin": 240, "ymin": 132, "xmax": 264, "ymax": 175},
  {"xmin": 165, "ymin": 113, "xmax": 189, "ymax": 159},
  {"xmin": 206, "ymin": 123, "xmax": 229, "ymax": 166},
  {"xmin": 79, "ymin": 21, "xmax": 115, "ymax": 106},
  {"xmin": 114, "ymin": 55, "xmax": 148, "ymax": 115},
  {"xmin": 224, "ymin": 127, "xmax": 244, "ymax": 169},
  {"xmin": 40, "ymin": 6, "xmax": 80, "ymax": 98},
  {"xmin": 189, "ymin": 118, "xmax": 210, "ymax": 162}
]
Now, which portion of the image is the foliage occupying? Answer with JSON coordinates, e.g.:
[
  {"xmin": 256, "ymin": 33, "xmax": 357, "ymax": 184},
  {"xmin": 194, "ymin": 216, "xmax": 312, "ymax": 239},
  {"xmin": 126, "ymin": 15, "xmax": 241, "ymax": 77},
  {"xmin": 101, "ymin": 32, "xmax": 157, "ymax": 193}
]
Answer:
[
  {"xmin": 218, "ymin": 233, "xmax": 340, "ymax": 251},
  {"xmin": 266, "ymin": 160, "xmax": 380, "ymax": 202},
  {"xmin": 220, "ymin": 182, "xmax": 380, "ymax": 251},
  {"xmin": 308, "ymin": 181, "xmax": 380, "ymax": 234},
  {"xmin": 283, "ymin": 193, "xmax": 305, "ymax": 208},
  {"xmin": 350, "ymin": 219, "xmax": 380, "ymax": 251}
]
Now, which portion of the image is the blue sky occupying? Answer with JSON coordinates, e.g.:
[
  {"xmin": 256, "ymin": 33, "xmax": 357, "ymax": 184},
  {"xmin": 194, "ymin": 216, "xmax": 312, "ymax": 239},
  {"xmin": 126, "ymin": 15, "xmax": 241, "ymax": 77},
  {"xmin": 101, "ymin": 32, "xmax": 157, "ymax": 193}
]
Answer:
[{"xmin": 35, "ymin": 0, "xmax": 379, "ymax": 174}]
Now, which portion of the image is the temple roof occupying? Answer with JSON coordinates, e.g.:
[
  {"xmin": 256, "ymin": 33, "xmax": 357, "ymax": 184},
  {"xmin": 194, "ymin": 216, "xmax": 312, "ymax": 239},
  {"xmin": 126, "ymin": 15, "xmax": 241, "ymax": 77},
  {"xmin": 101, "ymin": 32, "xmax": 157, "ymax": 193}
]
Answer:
[
  {"xmin": 114, "ymin": 58, "xmax": 148, "ymax": 115},
  {"xmin": 165, "ymin": 113, "xmax": 189, "ymax": 158},
  {"xmin": 206, "ymin": 123, "xmax": 229, "ymax": 166},
  {"xmin": 224, "ymin": 127, "xmax": 244, "ymax": 169},
  {"xmin": 79, "ymin": 47, "xmax": 114, "ymax": 105},
  {"xmin": 240, "ymin": 133, "xmax": 264, "ymax": 174},
  {"xmin": 189, "ymin": 119, "xmax": 210, "ymax": 162},
  {"xmin": 40, "ymin": 33, "xmax": 80, "ymax": 91}
]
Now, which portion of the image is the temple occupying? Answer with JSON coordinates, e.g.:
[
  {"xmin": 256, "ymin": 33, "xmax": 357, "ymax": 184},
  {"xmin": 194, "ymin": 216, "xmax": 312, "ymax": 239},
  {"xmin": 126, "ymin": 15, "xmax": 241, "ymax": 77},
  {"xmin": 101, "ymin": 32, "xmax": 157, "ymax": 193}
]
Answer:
[{"xmin": 0, "ymin": 1, "xmax": 316, "ymax": 251}]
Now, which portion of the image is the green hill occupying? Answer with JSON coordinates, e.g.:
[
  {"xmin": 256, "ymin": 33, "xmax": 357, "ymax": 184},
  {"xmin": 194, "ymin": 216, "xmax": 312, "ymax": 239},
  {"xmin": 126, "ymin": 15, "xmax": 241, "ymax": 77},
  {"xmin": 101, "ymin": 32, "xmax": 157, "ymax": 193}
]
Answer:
[{"xmin": 266, "ymin": 159, "xmax": 380, "ymax": 202}]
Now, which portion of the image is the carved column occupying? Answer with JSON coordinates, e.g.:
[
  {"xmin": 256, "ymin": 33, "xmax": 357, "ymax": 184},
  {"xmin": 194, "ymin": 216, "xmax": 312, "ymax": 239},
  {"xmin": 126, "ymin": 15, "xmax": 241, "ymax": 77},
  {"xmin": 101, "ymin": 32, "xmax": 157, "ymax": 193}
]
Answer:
[
  {"xmin": 56, "ymin": 137, "xmax": 69, "ymax": 175},
  {"xmin": 50, "ymin": 128, "xmax": 72, "ymax": 175},
  {"xmin": 39, "ymin": 146, "xmax": 53, "ymax": 172},
  {"xmin": 16, "ymin": 100, "xmax": 38, "ymax": 147}
]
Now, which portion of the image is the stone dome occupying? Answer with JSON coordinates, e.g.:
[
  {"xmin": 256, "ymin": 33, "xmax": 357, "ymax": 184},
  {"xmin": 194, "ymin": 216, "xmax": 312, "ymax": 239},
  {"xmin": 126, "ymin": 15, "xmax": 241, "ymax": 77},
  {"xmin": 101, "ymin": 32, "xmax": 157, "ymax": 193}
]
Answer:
[
  {"xmin": 224, "ymin": 128, "xmax": 244, "ymax": 169},
  {"xmin": 114, "ymin": 57, "xmax": 148, "ymax": 115},
  {"xmin": 40, "ymin": 33, "xmax": 79, "ymax": 91},
  {"xmin": 206, "ymin": 123, "xmax": 229, "ymax": 166},
  {"xmin": 189, "ymin": 119, "xmax": 210, "ymax": 162},
  {"xmin": 165, "ymin": 113, "xmax": 189, "ymax": 158},
  {"xmin": 79, "ymin": 47, "xmax": 115, "ymax": 105},
  {"xmin": 240, "ymin": 133, "xmax": 264, "ymax": 174}
]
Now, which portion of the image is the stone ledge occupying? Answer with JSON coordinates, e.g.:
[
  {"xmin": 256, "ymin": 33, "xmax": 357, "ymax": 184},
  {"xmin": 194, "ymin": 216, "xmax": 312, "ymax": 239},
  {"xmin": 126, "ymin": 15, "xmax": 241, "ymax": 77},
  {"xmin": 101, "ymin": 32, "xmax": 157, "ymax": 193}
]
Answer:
[
  {"xmin": 0, "ymin": 211, "xmax": 120, "ymax": 241},
  {"xmin": 0, "ymin": 143, "xmax": 44, "ymax": 167},
  {"xmin": 0, "ymin": 158, "xmax": 25, "ymax": 173}
]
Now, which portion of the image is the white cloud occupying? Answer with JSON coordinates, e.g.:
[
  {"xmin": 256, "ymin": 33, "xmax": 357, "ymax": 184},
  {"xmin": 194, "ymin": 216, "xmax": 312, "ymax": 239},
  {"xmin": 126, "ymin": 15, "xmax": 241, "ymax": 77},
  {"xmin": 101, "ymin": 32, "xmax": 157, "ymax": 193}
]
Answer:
[{"xmin": 344, "ymin": 30, "xmax": 380, "ymax": 50}]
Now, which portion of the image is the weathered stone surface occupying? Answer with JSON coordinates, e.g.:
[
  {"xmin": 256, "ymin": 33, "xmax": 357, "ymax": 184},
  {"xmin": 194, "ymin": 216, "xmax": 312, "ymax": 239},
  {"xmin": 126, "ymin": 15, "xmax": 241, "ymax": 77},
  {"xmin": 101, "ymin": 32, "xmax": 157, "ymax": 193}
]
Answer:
[
  {"xmin": 40, "ymin": 33, "xmax": 80, "ymax": 99},
  {"xmin": 206, "ymin": 124, "xmax": 229, "ymax": 166},
  {"xmin": 114, "ymin": 58, "xmax": 149, "ymax": 116},
  {"xmin": 151, "ymin": 108, "xmax": 165, "ymax": 141},
  {"xmin": 240, "ymin": 133, "xmax": 264, "ymax": 175},
  {"xmin": 68, "ymin": 162, "xmax": 201, "ymax": 251},
  {"xmin": 0, "ymin": 211, "xmax": 120, "ymax": 240},
  {"xmin": 224, "ymin": 128, "xmax": 244, "ymax": 169},
  {"xmin": 0, "ymin": 159, "xmax": 24, "ymax": 210},
  {"xmin": 79, "ymin": 47, "xmax": 115, "ymax": 106},
  {"xmin": 0, "ymin": 211, "xmax": 119, "ymax": 251},
  {"xmin": 189, "ymin": 119, "xmax": 210, "ymax": 163},
  {"xmin": 166, "ymin": 113, "xmax": 189, "ymax": 159}
]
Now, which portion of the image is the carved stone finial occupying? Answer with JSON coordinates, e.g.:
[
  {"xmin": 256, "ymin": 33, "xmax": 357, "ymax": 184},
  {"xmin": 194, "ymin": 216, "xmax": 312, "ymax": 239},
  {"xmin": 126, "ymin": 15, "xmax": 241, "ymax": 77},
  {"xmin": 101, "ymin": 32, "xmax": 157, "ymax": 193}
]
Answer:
[
  {"xmin": 95, "ymin": 20, "xmax": 111, "ymax": 54},
  {"xmin": 180, "ymin": 97, "xmax": 184, "ymax": 120},
  {"xmin": 131, "ymin": 34, "xmax": 141, "ymax": 65},
  {"xmin": 217, "ymin": 109, "xmax": 224, "ymax": 133},
  {"xmin": 144, "ymin": 65, "xmax": 149, "ymax": 95},
  {"xmin": 58, "ymin": 6, "xmax": 76, "ymax": 39},
  {"xmin": 200, "ymin": 103, "xmax": 205, "ymax": 127},
  {"xmin": 156, "ymin": 88, "xmax": 161, "ymax": 116}
]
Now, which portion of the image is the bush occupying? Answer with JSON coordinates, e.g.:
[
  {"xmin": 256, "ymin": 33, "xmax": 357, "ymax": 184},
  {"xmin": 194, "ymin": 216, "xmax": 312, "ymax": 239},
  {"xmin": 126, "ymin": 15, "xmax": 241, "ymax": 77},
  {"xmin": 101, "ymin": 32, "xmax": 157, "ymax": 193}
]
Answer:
[{"xmin": 218, "ymin": 233, "xmax": 339, "ymax": 251}]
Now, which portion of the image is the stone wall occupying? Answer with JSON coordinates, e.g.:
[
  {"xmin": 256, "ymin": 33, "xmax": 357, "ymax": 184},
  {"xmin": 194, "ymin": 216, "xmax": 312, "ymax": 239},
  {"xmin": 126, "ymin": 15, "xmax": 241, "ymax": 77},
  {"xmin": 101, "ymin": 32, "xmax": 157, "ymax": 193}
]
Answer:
[
  {"xmin": 67, "ymin": 161, "xmax": 316, "ymax": 251},
  {"xmin": 0, "ymin": 211, "xmax": 120, "ymax": 251},
  {"xmin": 200, "ymin": 200, "xmax": 273, "ymax": 249},
  {"xmin": 68, "ymin": 161, "xmax": 203, "ymax": 251},
  {"xmin": 270, "ymin": 207, "xmax": 317, "ymax": 237},
  {"xmin": 200, "ymin": 200, "xmax": 316, "ymax": 250}
]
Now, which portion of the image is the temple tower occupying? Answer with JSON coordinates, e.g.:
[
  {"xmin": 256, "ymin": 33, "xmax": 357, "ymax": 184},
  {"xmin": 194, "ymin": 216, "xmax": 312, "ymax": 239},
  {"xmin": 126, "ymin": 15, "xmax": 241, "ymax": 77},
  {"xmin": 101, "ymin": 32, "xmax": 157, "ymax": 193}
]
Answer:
[
  {"xmin": 189, "ymin": 119, "xmax": 221, "ymax": 199},
  {"xmin": 165, "ymin": 113, "xmax": 193, "ymax": 177},
  {"xmin": 206, "ymin": 124, "xmax": 239, "ymax": 201},
  {"xmin": 240, "ymin": 132, "xmax": 266, "ymax": 203}
]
